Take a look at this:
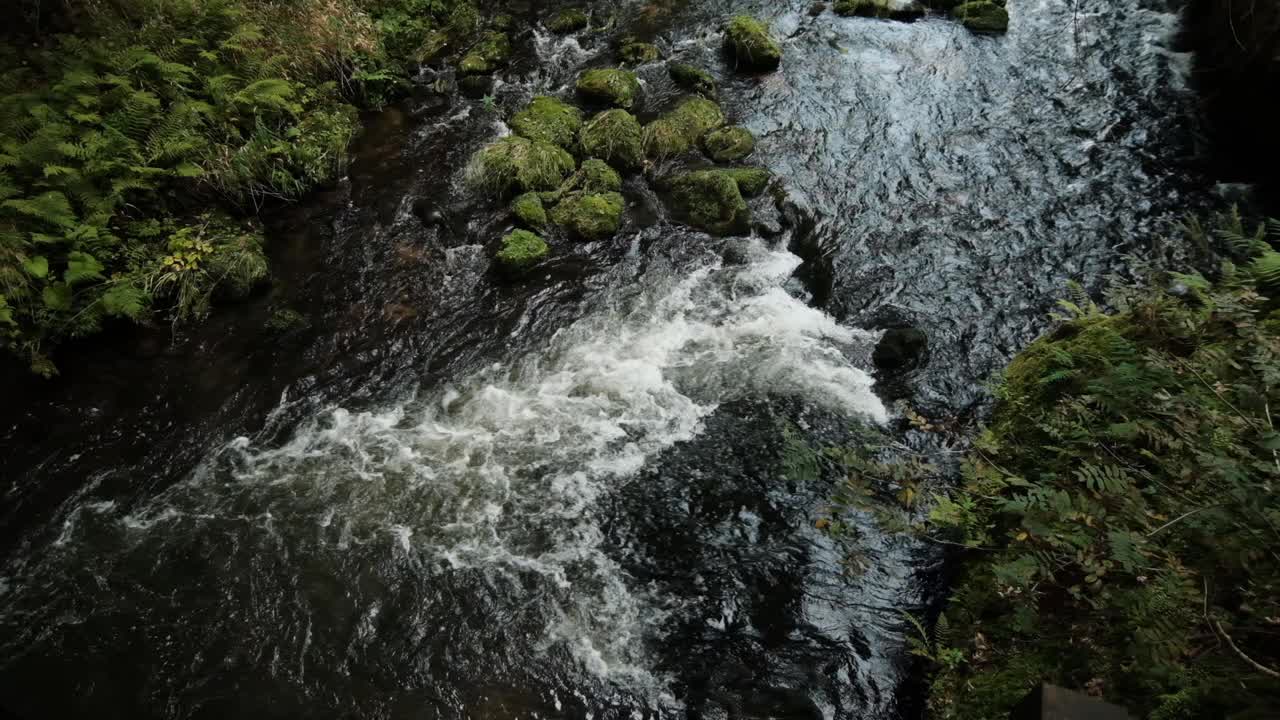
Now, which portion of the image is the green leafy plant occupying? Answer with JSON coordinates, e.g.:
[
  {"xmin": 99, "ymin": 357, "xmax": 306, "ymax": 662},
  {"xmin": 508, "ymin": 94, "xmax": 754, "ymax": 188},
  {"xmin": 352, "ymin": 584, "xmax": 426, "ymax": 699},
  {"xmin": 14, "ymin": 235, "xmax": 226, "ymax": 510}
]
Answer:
[
  {"xmin": 0, "ymin": 0, "xmax": 485, "ymax": 373},
  {"xmin": 919, "ymin": 213, "xmax": 1280, "ymax": 719}
]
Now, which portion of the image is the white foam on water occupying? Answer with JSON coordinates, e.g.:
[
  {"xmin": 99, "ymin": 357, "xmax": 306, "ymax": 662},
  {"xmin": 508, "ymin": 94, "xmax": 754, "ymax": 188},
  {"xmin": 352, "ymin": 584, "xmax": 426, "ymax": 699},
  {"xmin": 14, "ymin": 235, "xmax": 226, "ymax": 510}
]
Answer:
[{"xmin": 90, "ymin": 242, "xmax": 886, "ymax": 703}]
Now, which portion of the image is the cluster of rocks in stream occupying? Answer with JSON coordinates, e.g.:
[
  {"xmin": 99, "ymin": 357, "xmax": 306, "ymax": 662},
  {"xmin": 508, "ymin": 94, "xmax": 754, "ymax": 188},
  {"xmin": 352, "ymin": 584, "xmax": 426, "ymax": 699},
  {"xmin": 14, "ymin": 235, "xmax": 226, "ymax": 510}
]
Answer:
[{"xmin": 460, "ymin": 4, "xmax": 1008, "ymax": 274}]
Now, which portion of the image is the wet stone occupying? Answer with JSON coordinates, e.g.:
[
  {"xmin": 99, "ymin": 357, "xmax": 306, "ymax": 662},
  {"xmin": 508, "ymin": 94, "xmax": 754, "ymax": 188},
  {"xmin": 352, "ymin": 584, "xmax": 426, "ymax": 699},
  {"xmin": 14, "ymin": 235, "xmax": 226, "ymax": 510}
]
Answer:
[{"xmin": 873, "ymin": 327, "xmax": 929, "ymax": 372}]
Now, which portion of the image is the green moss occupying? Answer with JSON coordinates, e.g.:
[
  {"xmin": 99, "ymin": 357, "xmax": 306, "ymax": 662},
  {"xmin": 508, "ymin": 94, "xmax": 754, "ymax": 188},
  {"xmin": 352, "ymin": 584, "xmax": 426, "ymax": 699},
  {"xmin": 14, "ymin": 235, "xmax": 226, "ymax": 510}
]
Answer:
[
  {"xmin": 495, "ymin": 229, "xmax": 549, "ymax": 270},
  {"xmin": 467, "ymin": 136, "xmax": 576, "ymax": 196},
  {"xmin": 575, "ymin": 158, "xmax": 622, "ymax": 193},
  {"xmin": 580, "ymin": 109, "xmax": 644, "ymax": 170},
  {"xmin": 550, "ymin": 192, "xmax": 625, "ymax": 240},
  {"xmin": 724, "ymin": 15, "xmax": 782, "ymax": 72},
  {"xmin": 510, "ymin": 96, "xmax": 583, "ymax": 149},
  {"xmin": 413, "ymin": 31, "xmax": 451, "ymax": 64},
  {"xmin": 702, "ymin": 126, "xmax": 756, "ymax": 162},
  {"xmin": 833, "ymin": 0, "xmax": 926, "ymax": 20},
  {"xmin": 458, "ymin": 31, "xmax": 511, "ymax": 75},
  {"xmin": 576, "ymin": 68, "xmax": 642, "ymax": 109},
  {"xmin": 548, "ymin": 8, "xmax": 589, "ymax": 34},
  {"xmin": 668, "ymin": 170, "xmax": 751, "ymax": 236},
  {"xmin": 952, "ymin": 1, "xmax": 1009, "ymax": 33},
  {"xmin": 667, "ymin": 63, "xmax": 717, "ymax": 98},
  {"xmin": 265, "ymin": 307, "xmax": 310, "ymax": 334},
  {"xmin": 643, "ymin": 96, "xmax": 725, "ymax": 159},
  {"xmin": 511, "ymin": 192, "xmax": 547, "ymax": 228},
  {"xmin": 722, "ymin": 167, "xmax": 771, "ymax": 197},
  {"xmin": 619, "ymin": 42, "xmax": 660, "ymax": 65}
]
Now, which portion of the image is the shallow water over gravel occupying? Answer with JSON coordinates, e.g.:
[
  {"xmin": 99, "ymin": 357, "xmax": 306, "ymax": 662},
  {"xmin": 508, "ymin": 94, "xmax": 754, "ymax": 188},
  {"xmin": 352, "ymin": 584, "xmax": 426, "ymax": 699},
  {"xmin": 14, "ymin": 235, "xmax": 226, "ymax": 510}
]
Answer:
[{"xmin": 0, "ymin": 1, "xmax": 1209, "ymax": 718}]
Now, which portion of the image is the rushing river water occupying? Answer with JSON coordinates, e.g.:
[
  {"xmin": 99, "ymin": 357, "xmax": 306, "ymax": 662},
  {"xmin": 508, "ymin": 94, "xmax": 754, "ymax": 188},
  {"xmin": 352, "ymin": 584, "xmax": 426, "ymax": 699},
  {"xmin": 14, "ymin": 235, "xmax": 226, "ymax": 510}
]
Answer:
[{"xmin": 0, "ymin": 0, "xmax": 1209, "ymax": 718}]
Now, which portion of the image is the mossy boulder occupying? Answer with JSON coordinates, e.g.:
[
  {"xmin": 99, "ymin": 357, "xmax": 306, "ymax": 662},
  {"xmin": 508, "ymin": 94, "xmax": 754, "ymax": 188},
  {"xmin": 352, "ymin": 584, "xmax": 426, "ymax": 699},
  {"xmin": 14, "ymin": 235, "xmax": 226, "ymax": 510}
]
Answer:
[
  {"xmin": 265, "ymin": 307, "xmax": 311, "ymax": 334},
  {"xmin": 724, "ymin": 15, "xmax": 782, "ymax": 72},
  {"xmin": 702, "ymin": 126, "xmax": 756, "ymax": 162},
  {"xmin": 510, "ymin": 96, "xmax": 583, "ymax": 149},
  {"xmin": 576, "ymin": 68, "xmax": 642, "ymax": 109},
  {"xmin": 458, "ymin": 31, "xmax": 511, "ymax": 75},
  {"xmin": 496, "ymin": 229, "xmax": 549, "ymax": 271},
  {"xmin": 573, "ymin": 159, "xmax": 623, "ymax": 193},
  {"xmin": 643, "ymin": 96, "xmax": 726, "ymax": 159},
  {"xmin": 550, "ymin": 192, "xmax": 626, "ymax": 240},
  {"xmin": 467, "ymin": 136, "xmax": 576, "ymax": 196},
  {"xmin": 669, "ymin": 170, "xmax": 751, "ymax": 236},
  {"xmin": 833, "ymin": 0, "xmax": 926, "ymax": 20},
  {"xmin": 511, "ymin": 192, "xmax": 548, "ymax": 228},
  {"xmin": 548, "ymin": 8, "xmax": 589, "ymax": 33},
  {"xmin": 668, "ymin": 63, "xmax": 717, "ymax": 98},
  {"xmin": 952, "ymin": 1, "xmax": 1009, "ymax": 33},
  {"xmin": 579, "ymin": 109, "xmax": 644, "ymax": 170},
  {"xmin": 619, "ymin": 41, "xmax": 661, "ymax": 65},
  {"xmin": 723, "ymin": 167, "xmax": 771, "ymax": 197},
  {"xmin": 414, "ymin": 31, "xmax": 451, "ymax": 63}
]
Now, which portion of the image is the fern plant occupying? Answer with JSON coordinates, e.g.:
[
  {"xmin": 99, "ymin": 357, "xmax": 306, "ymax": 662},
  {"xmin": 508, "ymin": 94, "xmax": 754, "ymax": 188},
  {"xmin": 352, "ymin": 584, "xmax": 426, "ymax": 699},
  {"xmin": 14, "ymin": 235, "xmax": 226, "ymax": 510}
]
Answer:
[{"xmin": 919, "ymin": 215, "xmax": 1280, "ymax": 719}]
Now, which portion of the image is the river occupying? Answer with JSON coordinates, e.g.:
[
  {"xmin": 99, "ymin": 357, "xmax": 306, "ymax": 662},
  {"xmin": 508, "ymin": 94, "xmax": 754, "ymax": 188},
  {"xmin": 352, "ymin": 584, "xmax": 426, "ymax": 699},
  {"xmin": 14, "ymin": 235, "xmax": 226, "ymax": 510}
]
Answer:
[{"xmin": 0, "ymin": 0, "xmax": 1210, "ymax": 717}]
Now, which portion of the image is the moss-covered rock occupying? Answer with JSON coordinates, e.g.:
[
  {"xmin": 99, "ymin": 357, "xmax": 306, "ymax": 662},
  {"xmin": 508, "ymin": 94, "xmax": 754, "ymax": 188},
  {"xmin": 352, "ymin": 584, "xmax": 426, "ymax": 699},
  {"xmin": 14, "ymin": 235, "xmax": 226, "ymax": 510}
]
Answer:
[
  {"xmin": 467, "ymin": 136, "xmax": 576, "ymax": 196},
  {"xmin": 952, "ymin": 1, "xmax": 1009, "ymax": 33},
  {"xmin": 667, "ymin": 63, "xmax": 717, "ymax": 98},
  {"xmin": 265, "ymin": 307, "xmax": 311, "ymax": 334},
  {"xmin": 574, "ymin": 158, "xmax": 623, "ymax": 193},
  {"xmin": 643, "ymin": 96, "xmax": 726, "ymax": 159},
  {"xmin": 724, "ymin": 15, "xmax": 782, "ymax": 72},
  {"xmin": 550, "ymin": 192, "xmax": 626, "ymax": 240},
  {"xmin": 414, "ymin": 31, "xmax": 451, "ymax": 64},
  {"xmin": 579, "ymin": 109, "xmax": 644, "ymax": 170},
  {"xmin": 458, "ymin": 31, "xmax": 512, "ymax": 75},
  {"xmin": 510, "ymin": 96, "xmax": 583, "ymax": 149},
  {"xmin": 548, "ymin": 8, "xmax": 589, "ymax": 33},
  {"xmin": 619, "ymin": 41, "xmax": 661, "ymax": 65},
  {"xmin": 723, "ymin": 167, "xmax": 771, "ymax": 197},
  {"xmin": 833, "ymin": 0, "xmax": 926, "ymax": 20},
  {"xmin": 576, "ymin": 68, "xmax": 642, "ymax": 109},
  {"xmin": 511, "ymin": 192, "xmax": 548, "ymax": 228},
  {"xmin": 702, "ymin": 126, "xmax": 756, "ymax": 162},
  {"xmin": 668, "ymin": 170, "xmax": 751, "ymax": 236},
  {"xmin": 496, "ymin": 229, "xmax": 549, "ymax": 271}
]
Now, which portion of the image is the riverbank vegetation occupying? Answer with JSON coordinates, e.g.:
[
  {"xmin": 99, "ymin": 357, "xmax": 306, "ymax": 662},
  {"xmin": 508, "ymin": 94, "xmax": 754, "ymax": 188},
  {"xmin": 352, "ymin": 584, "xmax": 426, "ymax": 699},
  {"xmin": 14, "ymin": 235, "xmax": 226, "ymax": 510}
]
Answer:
[
  {"xmin": 896, "ymin": 212, "xmax": 1280, "ymax": 718},
  {"xmin": 0, "ymin": 0, "xmax": 486, "ymax": 375}
]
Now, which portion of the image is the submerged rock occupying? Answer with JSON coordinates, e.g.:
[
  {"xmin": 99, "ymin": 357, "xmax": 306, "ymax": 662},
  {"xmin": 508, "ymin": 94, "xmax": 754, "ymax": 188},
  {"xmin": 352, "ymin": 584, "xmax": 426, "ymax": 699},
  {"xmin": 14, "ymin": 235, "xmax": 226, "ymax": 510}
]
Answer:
[
  {"xmin": 510, "ymin": 96, "xmax": 584, "ymax": 149},
  {"xmin": 579, "ymin": 109, "xmax": 644, "ymax": 170},
  {"xmin": 873, "ymin": 327, "xmax": 929, "ymax": 371},
  {"xmin": 495, "ymin": 229, "xmax": 549, "ymax": 271},
  {"xmin": 458, "ymin": 31, "xmax": 511, "ymax": 75},
  {"xmin": 952, "ymin": 1, "xmax": 1009, "ymax": 33},
  {"xmin": 511, "ymin": 192, "xmax": 547, "ymax": 228},
  {"xmin": 834, "ymin": 0, "xmax": 926, "ymax": 21},
  {"xmin": 265, "ymin": 307, "xmax": 311, "ymax": 334},
  {"xmin": 667, "ymin": 63, "xmax": 717, "ymax": 98},
  {"xmin": 643, "ymin": 96, "xmax": 726, "ymax": 159},
  {"xmin": 702, "ymin": 126, "xmax": 756, "ymax": 162},
  {"xmin": 619, "ymin": 41, "xmax": 661, "ymax": 65},
  {"xmin": 668, "ymin": 170, "xmax": 751, "ymax": 236},
  {"xmin": 467, "ymin": 136, "xmax": 576, "ymax": 196},
  {"xmin": 576, "ymin": 68, "xmax": 642, "ymax": 109},
  {"xmin": 548, "ymin": 8, "xmax": 589, "ymax": 33},
  {"xmin": 550, "ymin": 192, "xmax": 626, "ymax": 240},
  {"xmin": 724, "ymin": 15, "xmax": 783, "ymax": 72}
]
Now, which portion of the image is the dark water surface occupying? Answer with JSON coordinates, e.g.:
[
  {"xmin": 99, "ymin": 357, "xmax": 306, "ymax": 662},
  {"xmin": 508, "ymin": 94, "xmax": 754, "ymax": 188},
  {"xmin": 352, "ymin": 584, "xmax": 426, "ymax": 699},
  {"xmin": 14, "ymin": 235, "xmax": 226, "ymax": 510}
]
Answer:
[{"xmin": 0, "ymin": 1, "xmax": 1208, "ymax": 718}]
